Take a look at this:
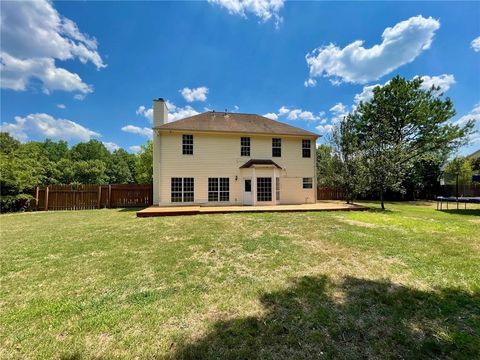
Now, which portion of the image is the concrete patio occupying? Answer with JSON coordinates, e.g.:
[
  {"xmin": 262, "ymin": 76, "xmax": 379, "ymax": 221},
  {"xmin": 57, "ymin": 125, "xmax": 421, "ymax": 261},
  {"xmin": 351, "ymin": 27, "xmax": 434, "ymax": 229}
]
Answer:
[{"xmin": 136, "ymin": 201, "xmax": 367, "ymax": 217}]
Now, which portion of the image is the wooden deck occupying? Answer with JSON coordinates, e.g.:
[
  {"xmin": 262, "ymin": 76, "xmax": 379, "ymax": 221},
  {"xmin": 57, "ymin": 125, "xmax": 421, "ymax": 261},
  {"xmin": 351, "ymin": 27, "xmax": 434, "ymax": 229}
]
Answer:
[{"xmin": 136, "ymin": 201, "xmax": 367, "ymax": 217}]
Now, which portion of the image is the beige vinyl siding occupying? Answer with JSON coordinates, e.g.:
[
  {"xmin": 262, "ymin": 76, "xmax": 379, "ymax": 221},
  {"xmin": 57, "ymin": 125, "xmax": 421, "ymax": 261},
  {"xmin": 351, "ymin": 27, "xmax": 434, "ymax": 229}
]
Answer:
[{"xmin": 157, "ymin": 131, "xmax": 316, "ymax": 205}]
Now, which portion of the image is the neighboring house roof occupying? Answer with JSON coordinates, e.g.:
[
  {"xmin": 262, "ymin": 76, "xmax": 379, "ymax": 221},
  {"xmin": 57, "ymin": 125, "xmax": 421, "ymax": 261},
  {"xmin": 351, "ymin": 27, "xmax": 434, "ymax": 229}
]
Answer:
[
  {"xmin": 468, "ymin": 149, "xmax": 480, "ymax": 159},
  {"xmin": 239, "ymin": 159, "xmax": 283, "ymax": 169},
  {"xmin": 155, "ymin": 111, "xmax": 319, "ymax": 137}
]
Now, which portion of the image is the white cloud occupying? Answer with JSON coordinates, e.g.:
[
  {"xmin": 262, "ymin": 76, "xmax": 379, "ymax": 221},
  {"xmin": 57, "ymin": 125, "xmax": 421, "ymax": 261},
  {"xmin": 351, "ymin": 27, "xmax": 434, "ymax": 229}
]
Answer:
[
  {"xmin": 263, "ymin": 112, "xmax": 278, "ymax": 120},
  {"xmin": 169, "ymin": 105, "xmax": 199, "ymax": 122},
  {"xmin": 0, "ymin": 0, "xmax": 105, "ymax": 94},
  {"xmin": 454, "ymin": 103, "xmax": 480, "ymax": 145},
  {"xmin": 0, "ymin": 53, "xmax": 93, "ymax": 94},
  {"xmin": 136, "ymin": 101, "xmax": 199, "ymax": 123},
  {"xmin": 353, "ymin": 84, "xmax": 380, "ymax": 106},
  {"xmin": 305, "ymin": 15, "xmax": 440, "ymax": 85},
  {"xmin": 208, "ymin": 0, "xmax": 284, "ymax": 25},
  {"xmin": 304, "ymin": 78, "xmax": 317, "ymax": 87},
  {"xmin": 329, "ymin": 102, "xmax": 349, "ymax": 126},
  {"xmin": 56, "ymin": 104, "xmax": 66, "ymax": 109},
  {"xmin": 455, "ymin": 103, "xmax": 480, "ymax": 127},
  {"xmin": 313, "ymin": 103, "xmax": 350, "ymax": 137},
  {"xmin": 418, "ymin": 74, "xmax": 455, "ymax": 94},
  {"xmin": 136, "ymin": 106, "xmax": 154, "ymax": 122},
  {"xmin": 180, "ymin": 86, "xmax": 209, "ymax": 102},
  {"xmin": 165, "ymin": 100, "xmax": 177, "ymax": 111},
  {"xmin": 233, "ymin": 105, "xmax": 240, "ymax": 112},
  {"xmin": 274, "ymin": 105, "xmax": 323, "ymax": 122},
  {"xmin": 0, "ymin": 113, "xmax": 99, "ymax": 142},
  {"xmin": 471, "ymin": 36, "xmax": 480, "ymax": 52},
  {"xmin": 129, "ymin": 145, "xmax": 142, "ymax": 153},
  {"xmin": 103, "ymin": 142, "xmax": 120, "ymax": 152},
  {"xmin": 318, "ymin": 74, "xmax": 457, "ymax": 139},
  {"xmin": 74, "ymin": 94, "xmax": 87, "ymax": 101},
  {"xmin": 329, "ymin": 103, "xmax": 347, "ymax": 115},
  {"xmin": 353, "ymin": 74, "xmax": 455, "ymax": 107},
  {"xmin": 287, "ymin": 109, "xmax": 319, "ymax": 121},
  {"xmin": 315, "ymin": 124, "xmax": 334, "ymax": 135},
  {"xmin": 316, "ymin": 111, "xmax": 328, "ymax": 125},
  {"xmin": 121, "ymin": 125, "xmax": 153, "ymax": 139}
]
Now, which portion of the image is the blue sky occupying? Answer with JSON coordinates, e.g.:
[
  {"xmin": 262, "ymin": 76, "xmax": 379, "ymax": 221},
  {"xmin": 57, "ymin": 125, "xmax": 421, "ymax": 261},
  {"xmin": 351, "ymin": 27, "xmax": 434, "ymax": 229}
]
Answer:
[{"xmin": 1, "ymin": 0, "xmax": 479, "ymax": 154}]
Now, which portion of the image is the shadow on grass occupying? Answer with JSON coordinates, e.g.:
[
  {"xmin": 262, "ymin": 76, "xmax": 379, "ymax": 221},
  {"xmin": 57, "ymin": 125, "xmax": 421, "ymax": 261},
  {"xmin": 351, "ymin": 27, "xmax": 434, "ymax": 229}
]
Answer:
[
  {"xmin": 439, "ymin": 209, "xmax": 480, "ymax": 216},
  {"xmin": 117, "ymin": 207, "xmax": 143, "ymax": 212},
  {"xmin": 366, "ymin": 208, "xmax": 394, "ymax": 214},
  {"xmin": 172, "ymin": 276, "xmax": 479, "ymax": 359}
]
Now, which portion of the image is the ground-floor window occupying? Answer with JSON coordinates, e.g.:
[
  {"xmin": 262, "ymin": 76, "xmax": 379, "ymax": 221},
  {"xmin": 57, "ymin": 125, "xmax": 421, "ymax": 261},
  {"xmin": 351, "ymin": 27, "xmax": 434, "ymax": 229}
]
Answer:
[
  {"xmin": 208, "ymin": 177, "xmax": 230, "ymax": 202},
  {"xmin": 171, "ymin": 177, "xmax": 194, "ymax": 202},
  {"xmin": 276, "ymin": 177, "xmax": 280, "ymax": 201},
  {"xmin": 257, "ymin": 177, "xmax": 272, "ymax": 202},
  {"xmin": 303, "ymin": 177, "xmax": 313, "ymax": 189}
]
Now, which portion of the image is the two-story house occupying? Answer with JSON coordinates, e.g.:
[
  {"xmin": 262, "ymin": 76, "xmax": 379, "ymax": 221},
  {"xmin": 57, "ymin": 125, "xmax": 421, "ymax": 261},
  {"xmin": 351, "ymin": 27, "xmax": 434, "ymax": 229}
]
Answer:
[{"xmin": 152, "ymin": 98, "xmax": 319, "ymax": 206}]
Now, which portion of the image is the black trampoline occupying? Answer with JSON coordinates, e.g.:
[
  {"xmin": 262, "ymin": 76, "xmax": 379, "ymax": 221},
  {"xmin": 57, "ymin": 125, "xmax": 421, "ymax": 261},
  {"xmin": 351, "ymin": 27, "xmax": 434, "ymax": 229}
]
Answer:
[{"xmin": 436, "ymin": 196, "xmax": 480, "ymax": 210}]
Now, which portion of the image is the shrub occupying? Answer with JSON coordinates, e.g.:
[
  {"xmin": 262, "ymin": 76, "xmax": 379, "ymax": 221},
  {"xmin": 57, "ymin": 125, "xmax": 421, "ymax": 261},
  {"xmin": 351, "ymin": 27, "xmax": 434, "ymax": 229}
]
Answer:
[{"xmin": 0, "ymin": 194, "xmax": 34, "ymax": 213}]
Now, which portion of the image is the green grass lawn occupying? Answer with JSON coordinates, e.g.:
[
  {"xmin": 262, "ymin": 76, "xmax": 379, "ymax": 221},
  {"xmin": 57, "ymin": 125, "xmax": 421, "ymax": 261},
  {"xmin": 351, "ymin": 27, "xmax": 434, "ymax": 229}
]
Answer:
[{"xmin": 1, "ymin": 202, "xmax": 479, "ymax": 359}]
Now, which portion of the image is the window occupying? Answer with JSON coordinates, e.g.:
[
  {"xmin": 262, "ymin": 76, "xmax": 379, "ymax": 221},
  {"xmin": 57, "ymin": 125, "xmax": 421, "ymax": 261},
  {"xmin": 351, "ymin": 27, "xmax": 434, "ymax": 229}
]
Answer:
[
  {"xmin": 220, "ymin": 178, "xmax": 229, "ymax": 201},
  {"xmin": 171, "ymin": 177, "xmax": 194, "ymax": 202},
  {"xmin": 183, "ymin": 178, "xmax": 194, "ymax": 202},
  {"xmin": 302, "ymin": 139, "xmax": 311, "ymax": 158},
  {"xmin": 182, "ymin": 134, "xmax": 193, "ymax": 155},
  {"xmin": 276, "ymin": 177, "xmax": 280, "ymax": 201},
  {"xmin": 171, "ymin": 178, "xmax": 183, "ymax": 202},
  {"xmin": 272, "ymin": 138, "xmax": 281, "ymax": 157},
  {"xmin": 241, "ymin": 137, "xmax": 250, "ymax": 157},
  {"xmin": 208, "ymin": 178, "xmax": 218, "ymax": 202},
  {"xmin": 303, "ymin": 177, "xmax": 313, "ymax": 189},
  {"xmin": 208, "ymin": 178, "xmax": 229, "ymax": 202},
  {"xmin": 244, "ymin": 179, "xmax": 251, "ymax": 192},
  {"xmin": 257, "ymin": 177, "xmax": 272, "ymax": 202}
]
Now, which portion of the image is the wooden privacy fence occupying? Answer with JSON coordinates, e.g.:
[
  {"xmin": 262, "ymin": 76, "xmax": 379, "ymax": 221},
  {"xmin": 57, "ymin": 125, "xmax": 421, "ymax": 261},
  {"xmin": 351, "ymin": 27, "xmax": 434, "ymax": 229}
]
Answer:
[
  {"xmin": 35, "ymin": 184, "xmax": 153, "ymax": 211},
  {"xmin": 317, "ymin": 187, "xmax": 345, "ymax": 200}
]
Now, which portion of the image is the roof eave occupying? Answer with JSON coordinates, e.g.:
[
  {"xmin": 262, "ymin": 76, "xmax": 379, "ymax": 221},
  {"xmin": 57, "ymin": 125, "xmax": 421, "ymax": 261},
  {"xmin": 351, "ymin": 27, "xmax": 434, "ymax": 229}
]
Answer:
[{"xmin": 154, "ymin": 127, "xmax": 319, "ymax": 138}]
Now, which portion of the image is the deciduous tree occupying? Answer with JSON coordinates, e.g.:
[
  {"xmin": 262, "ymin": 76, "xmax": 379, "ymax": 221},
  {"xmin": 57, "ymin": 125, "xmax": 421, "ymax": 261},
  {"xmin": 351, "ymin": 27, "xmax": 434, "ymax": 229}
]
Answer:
[
  {"xmin": 349, "ymin": 76, "xmax": 473, "ymax": 209},
  {"xmin": 135, "ymin": 141, "xmax": 153, "ymax": 184}
]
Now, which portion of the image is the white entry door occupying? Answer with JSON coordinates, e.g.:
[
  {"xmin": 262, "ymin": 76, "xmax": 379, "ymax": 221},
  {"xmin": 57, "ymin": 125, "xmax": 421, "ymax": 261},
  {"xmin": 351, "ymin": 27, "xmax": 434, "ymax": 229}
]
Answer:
[{"xmin": 243, "ymin": 178, "xmax": 252, "ymax": 205}]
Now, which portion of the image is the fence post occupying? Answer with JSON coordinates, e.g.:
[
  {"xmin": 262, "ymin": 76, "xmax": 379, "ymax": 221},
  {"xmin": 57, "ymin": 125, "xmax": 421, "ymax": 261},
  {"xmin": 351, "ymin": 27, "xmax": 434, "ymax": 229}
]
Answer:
[
  {"xmin": 73, "ymin": 187, "xmax": 76, "ymax": 211},
  {"xmin": 35, "ymin": 186, "xmax": 39, "ymax": 211},
  {"xmin": 98, "ymin": 186, "xmax": 102, "ymax": 209},
  {"xmin": 108, "ymin": 185, "xmax": 112, "ymax": 208},
  {"xmin": 45, "ymin": 186, "xmax": 49, "ymax": 211}
]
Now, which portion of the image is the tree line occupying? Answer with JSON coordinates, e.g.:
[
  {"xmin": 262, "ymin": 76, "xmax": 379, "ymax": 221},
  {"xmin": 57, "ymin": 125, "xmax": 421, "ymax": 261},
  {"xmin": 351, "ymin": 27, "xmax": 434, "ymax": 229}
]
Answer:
[
  {"xmin": 316, "ymin": 76, "xmax": 477, "ymax": 209},
  {"xmin": 0, "ymin": 134, "xmax": 153, "ymax": 211},
  {"xmin": 1, "ymin": 76, "xmax": 478, "ymax": 212}
]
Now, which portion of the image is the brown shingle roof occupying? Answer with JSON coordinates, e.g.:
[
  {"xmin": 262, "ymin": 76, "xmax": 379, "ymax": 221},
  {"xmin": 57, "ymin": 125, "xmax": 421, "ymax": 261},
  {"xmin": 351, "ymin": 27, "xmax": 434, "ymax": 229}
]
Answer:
[
  {"xmin": 239, "ymin": 159, "xmax": 283, "ymax": 169},
  {"xmin": 155, "ymin": 112, "xmax": 319, "ymax": 137}
]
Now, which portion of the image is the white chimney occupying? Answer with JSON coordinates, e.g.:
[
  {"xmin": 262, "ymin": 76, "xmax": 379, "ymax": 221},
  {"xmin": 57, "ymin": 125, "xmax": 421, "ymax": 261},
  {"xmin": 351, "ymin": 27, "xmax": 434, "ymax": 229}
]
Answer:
[
  {"xmin": 152, "ymin": 98, "xmax": 167, "ymax": 205},
  {"xmin": 153, "ymin": 98, "xmax": 168, "ymax": 127}
]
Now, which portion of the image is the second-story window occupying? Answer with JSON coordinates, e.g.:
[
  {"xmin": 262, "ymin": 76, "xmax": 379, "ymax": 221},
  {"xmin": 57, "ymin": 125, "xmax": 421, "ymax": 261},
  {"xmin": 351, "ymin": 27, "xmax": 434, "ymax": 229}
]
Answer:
[
  {"xmin": 241, "ymin": 137, "xmax": 250, "ymax": 156},
  {"xmin": 302, "ymin": 139, "xmax": 311, "ymax": 158},
  {"xmin": 272, "ymin": 138, "xmax": 281, "ymax": 157},
  {"xmin": 182, "ymin": 134, "xmax": 193, "ymax": 155}
]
